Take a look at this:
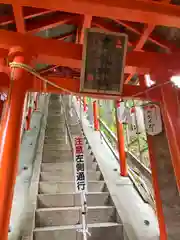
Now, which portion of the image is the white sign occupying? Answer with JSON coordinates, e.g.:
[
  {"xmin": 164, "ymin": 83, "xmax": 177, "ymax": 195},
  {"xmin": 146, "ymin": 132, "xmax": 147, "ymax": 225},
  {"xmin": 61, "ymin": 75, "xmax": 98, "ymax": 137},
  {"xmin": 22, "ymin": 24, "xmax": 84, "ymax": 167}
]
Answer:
[
  {"xmin": 117, "ymin": 101, "xmax": 127, "ymax": 123},
  {"xmin": 0, "ymin": 93, "xmax": 7, "ymax": 101},
  {"xmin": 127, "ymin": 107, "xmax": 137, "ymax": 137},
  {"xmin": 143, "ymin": 104, "xmax": 162, "ymax": 136},
  {"xmin": 74, "ymin": 136, "xmax": 87, "ymax": 192}
]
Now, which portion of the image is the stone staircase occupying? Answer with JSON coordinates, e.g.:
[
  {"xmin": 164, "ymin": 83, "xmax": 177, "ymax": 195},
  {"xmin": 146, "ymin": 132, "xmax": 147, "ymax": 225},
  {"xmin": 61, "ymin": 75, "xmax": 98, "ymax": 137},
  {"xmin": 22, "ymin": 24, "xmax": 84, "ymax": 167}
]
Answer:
[{"xmin": 33, "ymin": 94, "xmax": 124, "ymax": 240}]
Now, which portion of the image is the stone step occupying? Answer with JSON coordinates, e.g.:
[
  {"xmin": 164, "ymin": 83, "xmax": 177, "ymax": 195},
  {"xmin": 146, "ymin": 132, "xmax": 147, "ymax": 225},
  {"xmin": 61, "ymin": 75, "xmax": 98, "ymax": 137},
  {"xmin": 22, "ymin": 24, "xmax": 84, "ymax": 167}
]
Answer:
[
  {"xmin": 43, "ymin": 144, "xmax": 71, "ymax": 151},
  {"xmin": 40, "ymin": 172, "xmax": 74, "ymax": 181},
  {"xmin": 47, "ymin": 112, "xmax": 62, "ymax": 115},
  {"xmin": 46, "ymin": 126, "xmax": 65, "ymax": 130},
  {"xmin": 35, "ymin": 206, "xmax": 117, "ymax": 227},
  {"xmin": 37, "ymin": 192, "xmax": 111, "ymax": 208},
  {"xmin": 44, "ymin": 138, "xmax": 67, "ymax": 142},
  {"xmin": 43, "ymin": 149, "xmax": 72, "ymax": 156},
  {"xmin": 47, "ymin": 118, "xmax": 65, "ymax": 123},
  {"xmin": 42, "ymin": 157, "xmax": 73, "ymax": 164},
  {"xmin": 44, "ymin": 139, "xmax": 67, "ymax": 144},
  {"xmin": 40, "ymin": 171, "xmax": 102, "ymax": 182},
  {"xmin": 41, "ymin": 161, "xmax": 98, "ymax": 172},
  {"xmin": 47, "ymin": 120, "xmax": 65, "ymax": 127},
  {"xmin": 46, "ymin": 120, "xmax": 64, "ymax": 124},
  {"xmin": 39, "ymin": 181, "xmax": 107, "ymax": 194},
  {"xmin": 47, "ymin": 114, "xmax": 63, "ymax": 118},
  {"xmin": 34, "ymin": 222, "xmax": 123, "ymax": 240},
  {"xmin": 45, "ymin": 127, "xmax": 66, "ymax": 133},
  {"xmin": 45, "ymin": 131, "xmax": 66, "ymax": 136},
  {"xmin": 41, "ymin": 162, "xmax": 74, "ymax": 172},
  {"xmin": 45, "ymin": 132, "xmax": 67, "ymax": 138},
  {"xmin": 42, "ymin": 151, "xmax": 73, "ymax": 163}
]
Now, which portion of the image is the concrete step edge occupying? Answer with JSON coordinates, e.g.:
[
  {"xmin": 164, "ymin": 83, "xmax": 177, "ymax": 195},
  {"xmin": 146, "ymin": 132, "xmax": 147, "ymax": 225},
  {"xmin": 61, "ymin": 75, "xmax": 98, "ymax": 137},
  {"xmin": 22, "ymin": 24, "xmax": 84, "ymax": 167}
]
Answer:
[
  {"xmin": 39, "ymin": 180, "xmax": 105, "ymax": 184},
  {"xmin": 40, "ymin": 170, "xmax": 100, "ymax": 175},
  {"xmin": 37, "ymin": 192, "xmax": 109, "ymax": 197},
  {"xmin": 36, "ymin": 206, "xmax": 115, "ymax": 212},
  {"xmin": 34, "ymin": 222, "xmax": 122, "ymax": 232}
]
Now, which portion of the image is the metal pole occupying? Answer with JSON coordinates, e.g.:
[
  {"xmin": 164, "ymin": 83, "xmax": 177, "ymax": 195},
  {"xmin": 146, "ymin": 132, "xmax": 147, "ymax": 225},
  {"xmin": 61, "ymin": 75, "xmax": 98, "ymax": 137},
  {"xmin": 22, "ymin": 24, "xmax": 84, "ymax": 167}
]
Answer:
[
  {"xmin": 115, "ymin": 100, "xmax": 127, "ymax": 176},
  {"xmin": 0, "ymin": 48, "xmax": 32, "ymax": 239},
  {"xmin": 80, "ymin": 191, "xmax": 88, "ymax": 240}
]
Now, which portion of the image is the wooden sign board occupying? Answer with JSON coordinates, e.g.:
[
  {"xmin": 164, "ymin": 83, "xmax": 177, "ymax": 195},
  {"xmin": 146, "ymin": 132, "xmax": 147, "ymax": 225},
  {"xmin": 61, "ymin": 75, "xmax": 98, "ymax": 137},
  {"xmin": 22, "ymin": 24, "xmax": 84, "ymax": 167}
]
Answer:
[{"xmin": 80, "ymin": 28, "xmax": 128, "ymax": 95}]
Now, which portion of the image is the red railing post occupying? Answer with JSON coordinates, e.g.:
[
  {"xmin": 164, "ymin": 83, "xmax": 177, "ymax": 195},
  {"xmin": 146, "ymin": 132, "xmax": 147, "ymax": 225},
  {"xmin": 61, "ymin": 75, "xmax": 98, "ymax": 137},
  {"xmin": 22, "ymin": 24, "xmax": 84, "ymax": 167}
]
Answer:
[
  {"xmin": 83, "ymin": 97, "xmax": 87, "ymax": 112},
  {"xmin": 0, "ymin": 48, "xmax": 32, "ymax": 239},
  {"xmin": 93, "ymin": 100, "xmax": 99, "ymax": 131},
  {"xmin": 115, "ymin": 100, "xmax": 127, "ymax": 176}
]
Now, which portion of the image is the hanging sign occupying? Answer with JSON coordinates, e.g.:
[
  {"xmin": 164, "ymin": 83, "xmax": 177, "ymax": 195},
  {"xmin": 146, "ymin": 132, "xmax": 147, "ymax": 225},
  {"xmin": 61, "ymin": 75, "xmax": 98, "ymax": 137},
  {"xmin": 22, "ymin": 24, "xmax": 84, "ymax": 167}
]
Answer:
[
  {"xmin": 133, "ymin": 106, "xmax": 145, "ymax": 133},
  {"xmin": 74, "ymin": 136, "xmax": 87, "ymax": 192},
  {"xmin": 0, "ymin": 93, "xmax": 7, "ymax": 101},
  {"xmin": 117, "ymin": 101, "xmax": 126, "ymax": 123},
  {"xmin": 143, "ymin": 104, "xmax": 162, "ymax": 136},
  {"xmin": 80, "ymin": 28, "xmax": 128, "ymax": 94},
  {"xmin": 128, "ymin": 107, "xmax": 137, "ymax": 137}
]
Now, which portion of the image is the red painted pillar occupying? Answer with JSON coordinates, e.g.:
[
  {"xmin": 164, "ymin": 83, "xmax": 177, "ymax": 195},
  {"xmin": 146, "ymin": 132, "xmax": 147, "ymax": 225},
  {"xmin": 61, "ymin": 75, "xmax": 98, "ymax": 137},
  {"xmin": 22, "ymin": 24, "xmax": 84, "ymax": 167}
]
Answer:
[
  {"xmin": 0, "ymin": 48, "xmax": 32, "ymax": 239},
  {"xmin": 93, "ymin": 100, "xmax": 99, "ymax": 131},
  {"xmin": 140, "ymin": 74, "xmax": 167, "ymax": 239},
  {"xmin": 115, "ymin": 100, "xmax": 127, "ymax": 176},
  {"xmin": 160, "ymin": 82, "xmax": 180, "ymax": 192},
  {"xmin": 147, "ymin": 136, "xmax": 167, "ymax": 240}
]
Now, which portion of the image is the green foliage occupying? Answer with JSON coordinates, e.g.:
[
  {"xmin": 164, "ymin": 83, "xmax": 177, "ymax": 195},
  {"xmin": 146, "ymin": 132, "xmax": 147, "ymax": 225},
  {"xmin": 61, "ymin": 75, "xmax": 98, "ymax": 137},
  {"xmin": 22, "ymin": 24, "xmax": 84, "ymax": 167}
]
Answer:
[{"xmin": 97, "ymin": 99, "xmax": 150, "ymax": 169}]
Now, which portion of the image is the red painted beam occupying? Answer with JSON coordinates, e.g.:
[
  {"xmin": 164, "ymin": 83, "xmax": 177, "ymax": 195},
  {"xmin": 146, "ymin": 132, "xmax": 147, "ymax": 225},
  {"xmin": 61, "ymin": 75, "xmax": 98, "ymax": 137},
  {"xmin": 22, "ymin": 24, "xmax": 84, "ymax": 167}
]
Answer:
[
  {"xmin": 124, "ymin": 0, "xmax": 171, "ymax": 83},
  {"xmin": 1, "ymin": 30, "xmax": 180, "ymax": 74},
  {"xmin": 134, "ymin": 0, "xmax": 171, "ymax": 50},
  {"xmin": 0, "ymin": 8, "xmax": 55, "ymax": 26},
  {"xmin": 52, "ymin": 31, "xmax": 74, "ymax": 40},
  {"xmin": 93, "ymin": 18, "xmax": 132, "ymax": 46},
  {"xmin": 26, "ymin": 13, "xmax": 80, "ymax": 33},
  {"xmin": 115, "ymin": 20, "xmax": 173, "ymax": 51},
  {"xmin": 80, "ymin": 15, "xmax": 92, "ymax": 44},
  {"xmin": 12, "ymin": 4, "xmax": 25, "ymax": 33},
  {"xmin": 31, "ymin": 76, "xmax": 151, "ymax": 100},
  {"xmin": 135, "ymin": 25, "xmax": 155, "ymax": 50},
  {"xmin": 1, "ymin": 0, "xmax": 180, "ymax": 28},
  {"xmin": 125, "ymin": 25, "xmax": 155, "ymax": 83}
]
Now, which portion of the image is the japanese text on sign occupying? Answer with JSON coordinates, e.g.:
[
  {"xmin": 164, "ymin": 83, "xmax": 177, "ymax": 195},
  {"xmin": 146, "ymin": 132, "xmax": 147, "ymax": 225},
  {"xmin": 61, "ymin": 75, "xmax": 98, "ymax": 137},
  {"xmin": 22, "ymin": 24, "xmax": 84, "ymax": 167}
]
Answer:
[
  {"xmin": 74, "ymin": 136, "xmax": 87, "ymax": 192},
  {"xmin": 80, "ymin": 29, "xmax": 128, "ymax": 94},
  {"xmin": 144, "ymin": 104, "xmax": 162, "ymax": 136}
]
